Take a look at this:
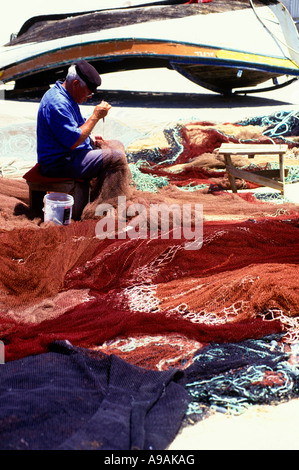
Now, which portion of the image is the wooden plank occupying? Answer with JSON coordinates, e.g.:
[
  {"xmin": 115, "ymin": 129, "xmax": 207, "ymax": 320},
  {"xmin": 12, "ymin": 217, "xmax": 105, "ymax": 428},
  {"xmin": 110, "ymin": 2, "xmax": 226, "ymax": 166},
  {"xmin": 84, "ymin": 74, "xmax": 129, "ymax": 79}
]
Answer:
[
  {"xmin": 27, "ymin": 181, "xmax": 76, "ymax": 192},
  {"xmin": 224, "ymin": 155, "xmax": 238, "ymax": 192},
  {"xmin": 253, "ymin": 169, "xmax": 289, "ymax": 179},
  {"xmin": 279, "ymin": 153, "xmax": 285, "ymax": 186},
  {"xmin": 219, "ymin": 143, "xmax": 288, "ymax": 150},
  {"xmin": 219, "ymin": 143, "xmax": 288, "ymax": 155},
  {"xmin": 226, "ymin": 165, "xmax": 284, "ymax": 191},
  {"xmin": 220, "ymin": 143, "xmax": 287, "ymax": 195}
]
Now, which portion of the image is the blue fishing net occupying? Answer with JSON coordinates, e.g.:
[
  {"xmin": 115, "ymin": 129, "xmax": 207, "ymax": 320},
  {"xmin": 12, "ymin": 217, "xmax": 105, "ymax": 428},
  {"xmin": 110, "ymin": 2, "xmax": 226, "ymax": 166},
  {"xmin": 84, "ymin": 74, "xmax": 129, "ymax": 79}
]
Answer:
[
  {"xmin": 181, "ymin": 336, "xmax": 299, "ymax": 417},
  {"xmin": 0, "ymin": 341, "xmax": 189, "ymax": 450},
  {"xmin": 237, "ymin": 110, "xmax": 299, "ymax": 140}
]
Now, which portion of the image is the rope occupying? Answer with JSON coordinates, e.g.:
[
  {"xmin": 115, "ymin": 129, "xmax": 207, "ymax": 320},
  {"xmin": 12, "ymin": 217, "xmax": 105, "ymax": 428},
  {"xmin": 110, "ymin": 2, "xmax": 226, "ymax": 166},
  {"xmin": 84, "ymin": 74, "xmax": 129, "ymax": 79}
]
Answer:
[
  {"xmin": 127, "ymin": 125, "xmax": 184, "ymax": 165},
  {"xmin": 129, "ymin": 161, "xmax": 169, "ymax": 192},
  {"xmin": 185, "ymin": 337, "xmax": 299, "ymax": 416},
  {"xmin": 237, "ymin": 110, "xmax": 299, "ymax": 140},
  {"xmin": 249, "ymin": 0, "xmax": 299, "ymax": 64},
  {"xmin": 0, "ymin": 161, "xmax": 19, "ymax": 177},
  {"xmin": 263, "ymin": 110, "xmax": 299, "ymax": 138},
  {"xmin": 0, "ymin": 125, "xmax": 36, "ymax": 159}
]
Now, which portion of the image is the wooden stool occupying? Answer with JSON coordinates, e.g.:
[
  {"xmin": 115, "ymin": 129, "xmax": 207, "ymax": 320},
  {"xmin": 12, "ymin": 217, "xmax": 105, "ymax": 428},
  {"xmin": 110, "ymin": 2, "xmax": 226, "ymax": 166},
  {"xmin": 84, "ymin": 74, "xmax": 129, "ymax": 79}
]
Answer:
[
  {"xmin": 218, "ymin": 143, "xmax": 288, "ymax": 195},
  {"xmin": 23, "ymin": 164, "xmax": 90, "ymax": 220}
]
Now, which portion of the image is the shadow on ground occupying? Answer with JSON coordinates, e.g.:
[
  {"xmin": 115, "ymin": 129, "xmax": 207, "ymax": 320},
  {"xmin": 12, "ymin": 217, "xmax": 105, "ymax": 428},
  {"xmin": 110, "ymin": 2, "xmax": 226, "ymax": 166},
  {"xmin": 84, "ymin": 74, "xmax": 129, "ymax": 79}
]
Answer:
[{"xmin": 5, "ymin": 88, "xmax": 292, "ymax": 110}]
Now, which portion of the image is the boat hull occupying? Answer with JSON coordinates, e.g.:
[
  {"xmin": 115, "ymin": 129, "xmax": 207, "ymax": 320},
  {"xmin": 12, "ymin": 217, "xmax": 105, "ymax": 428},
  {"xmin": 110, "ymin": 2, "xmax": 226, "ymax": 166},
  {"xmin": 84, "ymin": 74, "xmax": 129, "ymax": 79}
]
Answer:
[{"xmin": 0, "ymin": 1, "xmax": 298, "ymax": 94}]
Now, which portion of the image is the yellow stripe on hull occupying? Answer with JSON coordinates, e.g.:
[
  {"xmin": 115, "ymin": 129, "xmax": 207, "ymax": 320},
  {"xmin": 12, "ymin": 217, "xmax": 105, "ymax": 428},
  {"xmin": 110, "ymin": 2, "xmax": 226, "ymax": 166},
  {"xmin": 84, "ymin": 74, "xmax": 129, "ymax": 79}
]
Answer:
[{"xmin": 217, "ymin": 49, "xmax": 298, "ymax": 70}]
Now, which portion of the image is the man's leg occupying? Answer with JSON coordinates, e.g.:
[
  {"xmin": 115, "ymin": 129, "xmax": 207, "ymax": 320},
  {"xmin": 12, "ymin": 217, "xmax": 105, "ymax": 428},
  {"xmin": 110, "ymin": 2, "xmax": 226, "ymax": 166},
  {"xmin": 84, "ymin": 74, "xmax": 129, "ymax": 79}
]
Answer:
[
  {"xmin": 91, "ymin": 140, "xmax": 132, "ymax": 203},
  {"xmin": 40, "ymin": 140, "xmax": 132, "ymax": 215},
  {"xmin": 58, "ymin": 140, "xmax": 131, "ymax": 200}
]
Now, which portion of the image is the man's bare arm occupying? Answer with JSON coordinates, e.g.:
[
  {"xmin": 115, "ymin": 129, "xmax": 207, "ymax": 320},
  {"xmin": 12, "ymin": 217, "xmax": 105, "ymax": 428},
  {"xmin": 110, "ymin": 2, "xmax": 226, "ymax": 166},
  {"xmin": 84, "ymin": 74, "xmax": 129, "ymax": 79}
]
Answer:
[{"xmin": 71, "ymin": 101, "xmax": 111, "ymax": 149}]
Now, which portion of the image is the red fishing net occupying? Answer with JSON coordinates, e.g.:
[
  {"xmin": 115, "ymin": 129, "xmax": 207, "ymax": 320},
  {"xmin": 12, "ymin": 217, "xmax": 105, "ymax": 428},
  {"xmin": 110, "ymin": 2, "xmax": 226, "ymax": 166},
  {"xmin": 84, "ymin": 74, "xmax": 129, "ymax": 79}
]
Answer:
[
  {"xmin": 0, "ymin": 119, "xmax": 298, "ymax": 369},
  {"xmin": 0, "ymin": 216, "xmax": 297, "ymax": 365}
]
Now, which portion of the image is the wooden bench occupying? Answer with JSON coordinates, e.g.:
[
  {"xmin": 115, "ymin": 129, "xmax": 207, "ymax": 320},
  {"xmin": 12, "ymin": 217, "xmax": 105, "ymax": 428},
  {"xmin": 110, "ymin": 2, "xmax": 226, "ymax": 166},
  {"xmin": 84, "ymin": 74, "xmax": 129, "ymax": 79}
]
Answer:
[
  {"xmin": 218, "ymin": 143, "xmax": 288, "ymax": 195},
  {"xmin": 23, "ymin": 164, "xmax": 90, "ymax": 220}
]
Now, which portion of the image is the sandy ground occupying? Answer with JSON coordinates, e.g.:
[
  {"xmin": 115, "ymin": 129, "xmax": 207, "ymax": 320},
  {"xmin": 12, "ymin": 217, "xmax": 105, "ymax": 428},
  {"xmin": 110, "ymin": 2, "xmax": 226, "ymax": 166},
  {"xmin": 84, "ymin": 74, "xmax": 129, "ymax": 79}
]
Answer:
[
  {"xmin": 169, "ymin": 398, "xmax": 299, "ymax": 450},
  {"xmin": 1, "ymin": 68, "xmax": 299, "ymax": 450}
]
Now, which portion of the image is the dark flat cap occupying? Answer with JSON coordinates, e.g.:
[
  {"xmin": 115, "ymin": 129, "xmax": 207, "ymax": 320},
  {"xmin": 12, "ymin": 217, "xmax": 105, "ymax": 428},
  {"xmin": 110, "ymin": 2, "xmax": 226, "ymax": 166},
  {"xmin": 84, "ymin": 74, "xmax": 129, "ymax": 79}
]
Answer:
[{"xmin": 75, "ymin": 60, "xmax": 102, "ymax": 92}]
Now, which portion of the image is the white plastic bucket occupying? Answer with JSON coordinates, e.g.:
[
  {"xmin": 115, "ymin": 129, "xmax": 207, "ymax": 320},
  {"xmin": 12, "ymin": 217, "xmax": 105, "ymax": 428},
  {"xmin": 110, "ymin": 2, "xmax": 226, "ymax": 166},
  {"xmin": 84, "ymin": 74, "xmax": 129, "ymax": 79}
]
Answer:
[{"xmin": 43, "ymin": 192, "xmax": 74, "ymax": 225}]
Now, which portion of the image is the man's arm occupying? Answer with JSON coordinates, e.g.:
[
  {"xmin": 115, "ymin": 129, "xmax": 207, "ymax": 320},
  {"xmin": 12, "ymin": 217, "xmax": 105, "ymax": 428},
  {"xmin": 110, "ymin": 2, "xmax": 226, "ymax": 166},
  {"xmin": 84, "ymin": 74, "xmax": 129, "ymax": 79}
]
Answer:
[{"xmin": 71, "ymin": 101, "xmax": 111, "ymax": 150}]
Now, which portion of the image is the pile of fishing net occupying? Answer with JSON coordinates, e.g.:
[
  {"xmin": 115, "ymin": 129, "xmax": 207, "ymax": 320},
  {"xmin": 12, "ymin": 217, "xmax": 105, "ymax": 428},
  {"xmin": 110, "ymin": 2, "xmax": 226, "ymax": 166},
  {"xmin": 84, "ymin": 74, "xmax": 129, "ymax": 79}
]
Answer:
[
  {"xmin": 124, "ymin": 119, "xmax": 299, "ymax": 194},
  {"xmin": 0, "ymin": 117, "xmax": 298, "ymax": 449},
  {"xmin": 0, "ymin": 215, "xmax": 298, "ymax": 355},
  {"xmin": 238, "ymin": 110, "xmax": 299, "ymax": 139},
  {"xmin": 0, "ymin": 340, "xmax": 190, "ymax": 450},
  {"xmin": 3, "ymin": 335, "xmax": 299, "ymax": 450}
]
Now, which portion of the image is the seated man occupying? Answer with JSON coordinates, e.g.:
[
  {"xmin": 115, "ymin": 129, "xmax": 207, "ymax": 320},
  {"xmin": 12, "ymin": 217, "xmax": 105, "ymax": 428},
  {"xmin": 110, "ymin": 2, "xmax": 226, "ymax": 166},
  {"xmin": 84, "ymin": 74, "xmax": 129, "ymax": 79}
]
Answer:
[{"xmin": 37, "ymin": 59, "xmax": 131, "ymax": 204}]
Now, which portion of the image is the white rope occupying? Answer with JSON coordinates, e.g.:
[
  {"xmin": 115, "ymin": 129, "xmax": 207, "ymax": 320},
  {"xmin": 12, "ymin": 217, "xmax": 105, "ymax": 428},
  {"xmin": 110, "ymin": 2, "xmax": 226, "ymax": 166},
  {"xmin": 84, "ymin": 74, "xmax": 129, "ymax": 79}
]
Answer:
[{"xmin": 249, "ymin": 0, "xmax": 299, "ymax": 61}]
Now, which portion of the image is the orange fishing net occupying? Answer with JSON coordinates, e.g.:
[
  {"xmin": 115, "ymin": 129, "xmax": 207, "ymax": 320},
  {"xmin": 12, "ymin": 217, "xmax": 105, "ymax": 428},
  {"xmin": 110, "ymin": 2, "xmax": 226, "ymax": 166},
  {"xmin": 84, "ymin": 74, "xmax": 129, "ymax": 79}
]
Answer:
[{"xmin": 0, "ymin": 120, "xmax": 298, "ymax": 369}]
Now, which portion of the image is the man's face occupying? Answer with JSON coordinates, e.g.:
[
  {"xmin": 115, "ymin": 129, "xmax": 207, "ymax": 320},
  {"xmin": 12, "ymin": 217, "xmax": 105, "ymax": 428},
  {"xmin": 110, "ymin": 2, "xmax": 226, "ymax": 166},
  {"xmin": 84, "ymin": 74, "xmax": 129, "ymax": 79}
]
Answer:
[{"xmin": 72, "ymin": 80, "xmax": 93, "ymax": 104}]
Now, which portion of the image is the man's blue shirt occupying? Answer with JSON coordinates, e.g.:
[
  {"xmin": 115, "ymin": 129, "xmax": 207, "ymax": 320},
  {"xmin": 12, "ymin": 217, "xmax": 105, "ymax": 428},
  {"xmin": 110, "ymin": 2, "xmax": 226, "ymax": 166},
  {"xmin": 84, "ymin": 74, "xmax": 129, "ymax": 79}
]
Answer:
[{"xmin": 37, "ymin": 81, "xmax": 92, "ymax": 167}]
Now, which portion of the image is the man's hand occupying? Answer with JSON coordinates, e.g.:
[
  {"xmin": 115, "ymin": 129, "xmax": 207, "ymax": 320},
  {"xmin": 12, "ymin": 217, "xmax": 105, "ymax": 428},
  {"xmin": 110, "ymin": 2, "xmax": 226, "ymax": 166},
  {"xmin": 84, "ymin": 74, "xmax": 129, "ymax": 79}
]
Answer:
[
  {"xmin": 93, "ymin": 101, "xmax": 112, "ymax": 120},
  {"xmin": 71, "ymin": 101, "xmax": 111, "ymax": 150},
  {"xmin": 91, "ymin": 135, "xmax": 105, "ymax": 148}
]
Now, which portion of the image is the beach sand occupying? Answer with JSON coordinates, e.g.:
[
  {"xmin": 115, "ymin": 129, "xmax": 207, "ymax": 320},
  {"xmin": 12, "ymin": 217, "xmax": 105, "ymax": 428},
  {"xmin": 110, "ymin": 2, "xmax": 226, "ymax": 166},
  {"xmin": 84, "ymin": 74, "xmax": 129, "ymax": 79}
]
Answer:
[
  {"xmin": 169, "ymin": 398, "xmax": 299, "ymax": 450},
  {"xmin": 1, "ymin": 68, "xmax": 299, "ymax": 450}
]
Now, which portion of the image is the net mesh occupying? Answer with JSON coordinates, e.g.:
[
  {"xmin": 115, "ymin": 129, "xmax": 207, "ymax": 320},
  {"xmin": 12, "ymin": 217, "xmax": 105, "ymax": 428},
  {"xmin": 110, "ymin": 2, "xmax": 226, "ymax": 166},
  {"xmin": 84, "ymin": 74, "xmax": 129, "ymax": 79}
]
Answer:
[{"xmin": 0, "ymin": 118, "xmax": 298, "ymax": 371}]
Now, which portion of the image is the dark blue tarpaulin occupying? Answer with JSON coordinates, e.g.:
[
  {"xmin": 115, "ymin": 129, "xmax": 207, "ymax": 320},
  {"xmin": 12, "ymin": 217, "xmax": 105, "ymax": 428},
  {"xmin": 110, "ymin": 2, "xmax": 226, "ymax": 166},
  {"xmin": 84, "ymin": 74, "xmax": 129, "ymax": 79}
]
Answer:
[{"xmin": 0, "ymin": 341, "xmax": 189, "ymax": 450}]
